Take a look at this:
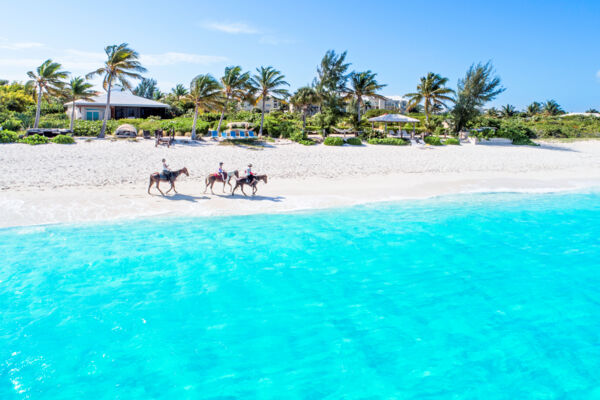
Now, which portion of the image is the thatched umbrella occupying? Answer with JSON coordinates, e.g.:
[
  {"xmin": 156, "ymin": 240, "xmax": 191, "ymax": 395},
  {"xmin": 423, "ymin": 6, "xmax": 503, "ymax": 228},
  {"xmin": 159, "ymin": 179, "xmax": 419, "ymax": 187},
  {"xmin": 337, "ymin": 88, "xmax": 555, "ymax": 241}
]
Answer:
[{"xmin": 114, "ymin": 124, "xmax": 137, "ymax": 137}]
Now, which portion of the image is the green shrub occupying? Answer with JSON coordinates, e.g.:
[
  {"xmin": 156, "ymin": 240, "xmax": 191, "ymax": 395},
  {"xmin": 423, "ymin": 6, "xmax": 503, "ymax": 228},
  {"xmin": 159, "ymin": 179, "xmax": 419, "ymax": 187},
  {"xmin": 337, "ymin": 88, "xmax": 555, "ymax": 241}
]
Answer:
[
  {"xmin": 297, "ymin": 139, "xmax": 315, "ymax": 145},
  {"xmin": 1, "ymin": 118, "xmax": 22, "ymax": 131},
  {"xmin": 424, "ymin": 136, "xmax": 443, "ymax": 145},
  {"xmin": 324, "ymin": 136, "xmax": 344, "ymax": 146},
  {"xmin": 345, "ymin": 137, "xmax": 362, "ymax": 145},
  {"xmin": 367, "ymin": 138, "xmax": 409, "ymax": 146},
  {"xmin": 444, "ymin": 138, "xmax": 460, "ymax": 145},
  {"xmin": 0, "ymin": 130, "xmax": 19, "ymax": 143},
  {"xmin": 512, "ymin": 135, "xmax": 539, "ymax": 146},
  {"xmin": 19, "ymin": 134, "xmax": 49, "ymax": 145},
  {"xmin": 51, "ymin": 134, "xmax": 75, "ymax": 144}
]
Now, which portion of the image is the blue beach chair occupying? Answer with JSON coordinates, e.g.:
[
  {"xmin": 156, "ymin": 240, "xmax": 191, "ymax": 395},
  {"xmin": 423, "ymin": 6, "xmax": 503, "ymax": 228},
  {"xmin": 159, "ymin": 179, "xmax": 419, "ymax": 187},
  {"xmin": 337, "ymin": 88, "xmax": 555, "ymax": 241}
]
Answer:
[
  {"xmin": 230, "ymin": 131, "xmax": 238, "ymax": 139},
  {"xmin": 248, "ymin": 131, "xmax": 255, "ymax": 138},
  {"xmin": 220, "ymin": 131, "xmax": 227, "ymax": 139},
  {"xmin": 239, "ymin": 131, "xmax": 247, "ymax": 139},
  {"xmin": 211, "ymin": 130, "xmax": 218, "ymax": 139}
]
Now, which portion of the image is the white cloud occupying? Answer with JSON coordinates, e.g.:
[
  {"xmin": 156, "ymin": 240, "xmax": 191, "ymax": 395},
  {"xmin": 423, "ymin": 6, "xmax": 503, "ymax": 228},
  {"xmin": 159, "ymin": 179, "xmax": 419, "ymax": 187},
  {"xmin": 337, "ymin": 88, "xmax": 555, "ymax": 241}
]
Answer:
[
  {"xmin": 203, "ymin": 22, "xmax": 258, "ymax": 34},
  {"xmin": 141, "ymin": 52, "xmax": 227, "ymax": 66},
  {"xmin": 0, "ymin": 38, "xmax": 43, "ymax": 50}
]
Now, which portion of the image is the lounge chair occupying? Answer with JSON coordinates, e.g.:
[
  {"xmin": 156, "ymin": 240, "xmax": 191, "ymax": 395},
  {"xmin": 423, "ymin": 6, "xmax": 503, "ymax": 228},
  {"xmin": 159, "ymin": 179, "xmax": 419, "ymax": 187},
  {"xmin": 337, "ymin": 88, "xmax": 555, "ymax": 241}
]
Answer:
[
  {"xmin": 248, "ymin": 131, "xmax": 255, "ymax": 138},
  {"xmin": 230, "ymin": 131, "xmax": 238, "ymax": 139},
  {"xmin": 239, "ymin": 131, "xmax": 247, "ymax": 139},
  {"xmin": 220, "ymin": 131, "xmax": 227, "ymax": 139},
  {"xmin": 143, "ymin": 130, "xmax": 151, "ymax": 139},
  {"xmin": 211, "ymin": 130, "xmax": 218, "ymax": 139}
]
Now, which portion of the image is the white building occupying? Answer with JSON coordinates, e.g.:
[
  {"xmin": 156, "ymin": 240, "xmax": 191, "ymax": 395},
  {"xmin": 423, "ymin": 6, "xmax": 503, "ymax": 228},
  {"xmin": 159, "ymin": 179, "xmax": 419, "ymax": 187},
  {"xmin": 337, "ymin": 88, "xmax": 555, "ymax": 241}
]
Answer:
[
  {"xmin": 363, "ymin": 95, "xmax": 408, "ymax": 112},
  {"xmin": 240, "ymin": 96, "xmax": 285, "ymax": 113},
  {"xmin": 65, "ymin": 91, "xmax": 169, "ymax": 121}
]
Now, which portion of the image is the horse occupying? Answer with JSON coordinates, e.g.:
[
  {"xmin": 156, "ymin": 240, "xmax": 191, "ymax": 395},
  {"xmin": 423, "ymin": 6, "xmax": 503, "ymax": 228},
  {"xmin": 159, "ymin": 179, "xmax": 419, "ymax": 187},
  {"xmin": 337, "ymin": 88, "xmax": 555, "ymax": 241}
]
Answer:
[
  {"xmin": 204, "ymin": 170, "xmax": 240, "ymax": 194},
  {"xmin": 231, "ymin": 174, "xmax": 268, "ymax": 197},
  {"xmin": 148, "ymin": 167, "xmax": 189, "ymax": 196}
]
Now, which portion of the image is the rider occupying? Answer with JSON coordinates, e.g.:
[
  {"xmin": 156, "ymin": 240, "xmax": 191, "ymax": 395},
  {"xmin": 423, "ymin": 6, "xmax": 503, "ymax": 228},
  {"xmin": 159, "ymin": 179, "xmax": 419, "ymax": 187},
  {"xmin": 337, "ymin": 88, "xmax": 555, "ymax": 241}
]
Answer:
[
  {"xmin": 162, "ymin": 158, "xmax": 172, "ymax": 180},
  {"xmin": 217, "ymin": 162, "xmax": 226, "ymax": 181},
  {"xmin": 245, "ymin": 163, "xmax": 254, "ymax": 184}
]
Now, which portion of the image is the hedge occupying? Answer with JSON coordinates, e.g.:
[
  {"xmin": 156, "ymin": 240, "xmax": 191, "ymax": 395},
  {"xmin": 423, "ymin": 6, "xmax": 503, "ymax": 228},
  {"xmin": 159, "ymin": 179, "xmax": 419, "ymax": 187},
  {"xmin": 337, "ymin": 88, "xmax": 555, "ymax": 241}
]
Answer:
[
  {"xmin": 345, "ymin": 137, "xmax": 362, "ymax": 145},
  {"xmin": 0, "ymin": 130, "xmax": 19, "ymax": 143},
  {"xmin": 424, "ymin": 136, "xmax": 443, "ymax": 145},
  {"xmin": 367, "ymin": 138, "xmax": 409, "ymax": 146},
  {"xmin": 324, "ymin": 137, "xmax": 344, "ymax": 146},
  {"xmin": 51, "ymin": 134, "xmax": 75, "ymax": 144},
  {"xmin": 19, "ymin": 134, "xmax": 49, "ymax": 145},
  {"xmin": 444, "ymin": 138, "xmax": 460, "ymax": 145}
]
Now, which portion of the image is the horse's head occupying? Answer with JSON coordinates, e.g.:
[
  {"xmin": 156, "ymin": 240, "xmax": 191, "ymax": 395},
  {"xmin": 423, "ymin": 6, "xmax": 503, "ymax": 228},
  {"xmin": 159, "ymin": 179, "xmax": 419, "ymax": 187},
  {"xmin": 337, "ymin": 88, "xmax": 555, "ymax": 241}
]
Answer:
[
  {"xmin": 262, "ymin": 174, "xmax": 268, "ymax": 184},
  {"xmin": 234, "ymin": 170, "xmax": 240, "ymax": 178},
  {"xmin": 182, "ymin": 167, "xmax": 189, "ymax": 176}
]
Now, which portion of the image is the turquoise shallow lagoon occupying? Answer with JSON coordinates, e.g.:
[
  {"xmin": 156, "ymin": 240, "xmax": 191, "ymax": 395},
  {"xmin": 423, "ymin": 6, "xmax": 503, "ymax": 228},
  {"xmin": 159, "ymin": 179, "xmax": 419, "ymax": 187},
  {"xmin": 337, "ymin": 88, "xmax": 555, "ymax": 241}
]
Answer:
[{"xmin": 1, "ymin": 191, "xmax": 600, "ymax": 399}]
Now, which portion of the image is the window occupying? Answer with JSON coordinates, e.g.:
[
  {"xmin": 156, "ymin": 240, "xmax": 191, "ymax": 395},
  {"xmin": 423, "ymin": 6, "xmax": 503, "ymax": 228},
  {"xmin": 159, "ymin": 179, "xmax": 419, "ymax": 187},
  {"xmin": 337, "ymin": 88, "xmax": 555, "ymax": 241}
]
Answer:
[{"xmin": 86, "ymin": 109, "xmax": 100, "ymax": 121}]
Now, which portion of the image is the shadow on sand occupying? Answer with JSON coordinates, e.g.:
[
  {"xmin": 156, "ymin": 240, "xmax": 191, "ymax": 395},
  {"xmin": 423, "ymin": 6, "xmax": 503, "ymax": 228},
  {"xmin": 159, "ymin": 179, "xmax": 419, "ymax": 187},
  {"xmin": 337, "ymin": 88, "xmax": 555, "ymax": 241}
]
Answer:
[
  {"xmin": 216, "ymin": 194, "xmax": 285, "ymax": 202},
  {"xmin": 155, "ymin": 193, "xmax": 210, "ymax": 202}
]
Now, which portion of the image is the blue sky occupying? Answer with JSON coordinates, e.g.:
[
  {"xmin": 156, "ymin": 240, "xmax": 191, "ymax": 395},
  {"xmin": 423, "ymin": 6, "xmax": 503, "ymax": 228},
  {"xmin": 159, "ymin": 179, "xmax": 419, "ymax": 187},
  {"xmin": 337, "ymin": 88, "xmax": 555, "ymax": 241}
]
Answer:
[{"xmin": 1, "ymin": 0, "xmax": 598, "ymax": 111}]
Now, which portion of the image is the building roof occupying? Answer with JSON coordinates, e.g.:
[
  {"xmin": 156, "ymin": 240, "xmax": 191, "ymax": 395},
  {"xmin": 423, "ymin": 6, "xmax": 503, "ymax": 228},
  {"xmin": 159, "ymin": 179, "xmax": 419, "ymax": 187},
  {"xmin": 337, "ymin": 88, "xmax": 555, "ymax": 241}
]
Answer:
[{"xmin": 65, "ymin": 91, "xmax": 169, "ymax": 108}]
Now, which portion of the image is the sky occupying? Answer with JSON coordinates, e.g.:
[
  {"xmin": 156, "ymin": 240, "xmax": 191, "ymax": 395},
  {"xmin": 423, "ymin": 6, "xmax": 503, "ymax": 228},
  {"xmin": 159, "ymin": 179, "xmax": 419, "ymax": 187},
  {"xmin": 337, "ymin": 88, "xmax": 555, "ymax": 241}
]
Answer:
[{"xmin": 1, "ymin": 0, "xmax": 599, "ymax": 111}]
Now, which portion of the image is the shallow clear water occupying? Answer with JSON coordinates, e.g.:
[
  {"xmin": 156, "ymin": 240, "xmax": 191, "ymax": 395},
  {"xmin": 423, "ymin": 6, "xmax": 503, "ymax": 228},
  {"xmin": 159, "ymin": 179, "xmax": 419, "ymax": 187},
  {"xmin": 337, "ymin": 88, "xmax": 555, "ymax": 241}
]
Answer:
[{"xmin": 2, "ymin": 191, "xmax": 600, "ymax": 399}]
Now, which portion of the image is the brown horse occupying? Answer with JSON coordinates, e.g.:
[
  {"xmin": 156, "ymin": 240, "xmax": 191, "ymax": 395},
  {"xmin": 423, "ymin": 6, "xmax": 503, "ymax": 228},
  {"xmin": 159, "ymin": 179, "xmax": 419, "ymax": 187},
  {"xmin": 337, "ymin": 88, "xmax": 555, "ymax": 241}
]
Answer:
[
  {"xmin": 231, "ymin": 174, "xmax": 268, "ymax": 196},
  {"xmin": 204, "ymin": 170, "xmax": 240, "ymax": 194},
  {"xmin": 148, "ymin": 167, "xmax": 189, "ymax": 195}
]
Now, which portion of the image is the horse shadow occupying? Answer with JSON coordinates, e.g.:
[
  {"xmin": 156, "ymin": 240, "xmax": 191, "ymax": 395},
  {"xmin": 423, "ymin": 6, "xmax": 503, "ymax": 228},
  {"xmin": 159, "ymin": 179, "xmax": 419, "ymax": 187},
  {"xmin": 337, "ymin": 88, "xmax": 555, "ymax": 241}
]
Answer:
[
  {"xmin": 157, "ymin": 193, "xmax": 209, "ymax": 202},
  {"xmin": 225, "ymin": 194, "xmax": 285, "ymax": 202}
]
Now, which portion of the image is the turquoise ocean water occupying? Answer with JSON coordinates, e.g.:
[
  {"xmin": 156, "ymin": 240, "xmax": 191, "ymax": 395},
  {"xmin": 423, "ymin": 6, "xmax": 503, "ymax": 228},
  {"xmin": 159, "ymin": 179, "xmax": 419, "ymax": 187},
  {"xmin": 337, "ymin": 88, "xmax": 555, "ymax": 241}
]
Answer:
[{"xmin": 1, "ymin": 191, "xmax": 600, "ymax": 399}]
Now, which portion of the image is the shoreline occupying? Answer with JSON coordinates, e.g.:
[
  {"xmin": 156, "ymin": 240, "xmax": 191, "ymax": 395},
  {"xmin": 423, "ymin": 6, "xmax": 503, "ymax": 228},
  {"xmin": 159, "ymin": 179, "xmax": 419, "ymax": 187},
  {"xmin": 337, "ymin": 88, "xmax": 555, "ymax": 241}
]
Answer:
[{"xmin": 2, "ymin": 170, "xmax": 599, "ymax": 228}]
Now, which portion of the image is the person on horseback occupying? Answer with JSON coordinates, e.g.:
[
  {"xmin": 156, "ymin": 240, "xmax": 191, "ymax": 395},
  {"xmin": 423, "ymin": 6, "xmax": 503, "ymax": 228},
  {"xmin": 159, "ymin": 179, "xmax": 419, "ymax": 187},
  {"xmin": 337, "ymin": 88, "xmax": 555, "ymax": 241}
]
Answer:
[
  {"xmin": 162, "ymin": 158, "xmax": 172, "ymax": 180},
  {"xmin": 217, "ymin": 162, "xmax": 226, "ymax": 181},
  {"xmin": 245, "ymin": 163, "xmax": 254, "ymax": 184}
]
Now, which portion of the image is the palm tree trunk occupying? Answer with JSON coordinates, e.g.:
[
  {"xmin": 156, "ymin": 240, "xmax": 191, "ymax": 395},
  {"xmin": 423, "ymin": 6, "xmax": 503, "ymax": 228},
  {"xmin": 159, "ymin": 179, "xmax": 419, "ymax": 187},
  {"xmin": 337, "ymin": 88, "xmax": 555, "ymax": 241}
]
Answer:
[
  {"xmin": 100, "ymin": 79, "xmax": 112, "ymax": 138},
  {"xmin": 34, "ymin": 85, "xmax": 42, "ymax": 128},
  {"xmin": 259, "ymin": 97, "xmax": 266, "ymax": 137},
  {"xmin": 356, "ymin": 96, "xmax": 361, "ymax": 131},
  {"xmin": 302, "ymin": 109, "xmax": 307, "ymax": 131},
  {"xmin": 191, "ymin": 105, "xmax": 199, "ymax": 140},
  {"xmin": 70, "ymin": 99, "xmax": 76, "ymax": 132},
  {"xmin": 217, "ymin": 97, "xmax": 228, "ymax": 133}
]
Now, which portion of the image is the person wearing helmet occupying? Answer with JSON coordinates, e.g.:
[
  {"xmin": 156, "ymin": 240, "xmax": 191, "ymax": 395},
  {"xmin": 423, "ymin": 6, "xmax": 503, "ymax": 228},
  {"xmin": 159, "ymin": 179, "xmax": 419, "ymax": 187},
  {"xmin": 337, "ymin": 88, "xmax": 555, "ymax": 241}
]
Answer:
[
  {"xmin": 245, "ymin": 163, "xmax": 254, "ymax": 184},
  {"xmin": 217, "ymin": 162, "xmax": 226, "ymax": 181}
]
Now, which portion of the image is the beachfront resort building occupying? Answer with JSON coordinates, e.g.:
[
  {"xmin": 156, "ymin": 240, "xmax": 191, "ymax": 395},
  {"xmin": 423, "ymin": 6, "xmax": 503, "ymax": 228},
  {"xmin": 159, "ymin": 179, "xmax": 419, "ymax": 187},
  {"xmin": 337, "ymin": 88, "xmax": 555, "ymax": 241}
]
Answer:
[
  {"xmin": 239, "ymin": 96, "xmax": 285, "ymax": 113},
  {"xmin": 363, "ymin": 95, "xmax": 408, "ymax": 112},
  {"xmin": 65, "ymin": 91, "xmax": 170, "ymax": 121}
]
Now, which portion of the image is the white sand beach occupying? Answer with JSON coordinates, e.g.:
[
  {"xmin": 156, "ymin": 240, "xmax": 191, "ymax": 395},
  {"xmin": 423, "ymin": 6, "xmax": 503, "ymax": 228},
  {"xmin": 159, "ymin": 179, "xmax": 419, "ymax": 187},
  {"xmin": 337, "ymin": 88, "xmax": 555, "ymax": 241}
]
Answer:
[{"xmin": 1, "ymin": 138, "xmax": 600, "ymax": 228}]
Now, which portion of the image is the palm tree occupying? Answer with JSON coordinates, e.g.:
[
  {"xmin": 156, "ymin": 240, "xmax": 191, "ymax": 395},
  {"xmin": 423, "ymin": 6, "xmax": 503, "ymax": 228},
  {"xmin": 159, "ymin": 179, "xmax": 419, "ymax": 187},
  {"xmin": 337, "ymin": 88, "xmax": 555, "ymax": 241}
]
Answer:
[
  {"xmin": 405, "ymin": 72, "xmax": 454, "ymax": 128},
  {"xmin": 86, "ymin": 43, "xmax": 146, "ymax": 138},
  {"xmin": 526, "ymin": 101, "xmax": 542, "ymax": 116},
  {"xmin": 486, "ymin": 107, "xmax": 499, "ymax": 118},
  {"xmin": 171, "ymin": 84, "xmax": 188, "ymax": 100},
  {"xmin": 290, "ymin": 86, "xmax": 319, "ymax": 130},
  {"xmin": 26, "ymin": 59, "xmax": 69, "ymax": 128},
  {"xmin": 543, "ymin": 100, "xmax": 564, "ymax": 116},
  {"xmin": 344, "ymin": 71, "xmax": 386, "ymax": 128},
  {"xmin": 216, "ymin": 66, "xmax": 252, "ymax": 133},
  {"xmin": 500, "ymin": 104, "xmax": 517, "ymax": 118},
  {"xmin": 66, "ymin": 77, "xmax": 95, "ymax": 131},
  {"xmin": 250, "ymin": 66, "xmax": 290, "ymax": 136},
  {"xmin": 187, "ymin": 74, "xmax": 223, "ymax": 140}
]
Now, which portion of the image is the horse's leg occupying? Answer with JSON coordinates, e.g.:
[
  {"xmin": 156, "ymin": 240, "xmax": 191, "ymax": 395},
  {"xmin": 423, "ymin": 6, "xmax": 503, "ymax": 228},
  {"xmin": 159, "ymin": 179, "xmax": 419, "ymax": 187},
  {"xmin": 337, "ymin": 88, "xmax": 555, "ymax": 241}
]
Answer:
[
  {"xmin": 172, "ymin": 181, "xmax": 177, "ymax": 194},
  {"xmin": 148, "ymin": 177, "xmax": 153, "ymax": 194},
  {"xmin": 204, "ymin": 178, "xmax": 209, "ymax": 194},
  {"xmin": 166, "ymin": 180, "xmax": 174, "ymax": 194},
  {"xmin": 156, "ymin": 181, "xmax": 165, "ymax": 196},
  {"xmin": 252, "ymin": 184, "xmax": 257, "ymax": 196},
  {"xmin": 222, "ymin": 179, "xmax": 226, "ymax": 193},
  {"xmin": 231, "ymin": 183, "xmax": 237, "ymax": 196},
  {"xmin": 227, "ymin": 178, "xmax": 233, "ymax": 192},
  {"xmin": 210, "ymin": 180, "xmax": 215, "ymax": 195},
  {"xmin": 241, "ymin": 184, "xmax": 248, "ymax": 197}
]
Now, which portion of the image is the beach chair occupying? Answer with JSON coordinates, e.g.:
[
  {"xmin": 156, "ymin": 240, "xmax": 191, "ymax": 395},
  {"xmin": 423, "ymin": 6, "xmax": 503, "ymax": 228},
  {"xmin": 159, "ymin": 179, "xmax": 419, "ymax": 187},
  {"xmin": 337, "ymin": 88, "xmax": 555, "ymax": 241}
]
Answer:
[
  {"xmin": 239, "ymin": 131, "xmax": 247, "ymax": 139},
  {"xmin": 211, "ymin": 130, "xmax": 218, "ymax": 139},
  {"xmin": 220, "ymin": 131, "xmax": 227, "ymax": 139},
  {"xmin": 248, "ymin": 131, "xmax": 255, "ymax": 138},
  {"xmin": 230, "ymin": 131, "xmax": 238, "ymax": 139}
]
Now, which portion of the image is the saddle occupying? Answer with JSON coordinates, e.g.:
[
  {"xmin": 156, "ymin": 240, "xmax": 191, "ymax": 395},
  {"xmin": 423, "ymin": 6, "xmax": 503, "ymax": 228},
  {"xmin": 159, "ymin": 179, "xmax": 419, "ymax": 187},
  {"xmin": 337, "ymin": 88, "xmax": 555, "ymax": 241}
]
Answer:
[
  {"xmin": 212, "ymin": 173, "xmax": 227, "ymax": 179},
  {"xmin": 159, "ymin": 172, "xmax": 172, "ymax": 180}
]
